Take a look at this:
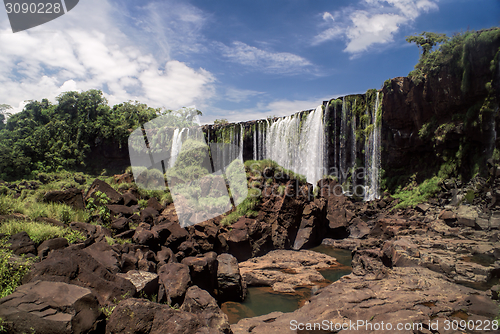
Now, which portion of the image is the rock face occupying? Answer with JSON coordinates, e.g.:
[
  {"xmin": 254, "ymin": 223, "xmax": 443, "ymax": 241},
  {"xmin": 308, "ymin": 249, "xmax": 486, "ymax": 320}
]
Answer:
[
  {"xmin": 105, "ymin": 298, "xmax": 231, "ymax": 334},
  {"xmin": 0, "ymin": 280, "xmax": 102, "ymax": 334},
  {"xmin": 231, "ymin": 267, "xmax": 498, "ymax": 334},
  {"xmin": 157, "ymin": 262, "xmax": 191, "ymax": 306},
  {"xmin": 238, "ymin": 249, "xmax": 344, "ymax": 292},
  {"xmin": 217, "ymin": 254, "xmax": 246, "ymax": 302}
]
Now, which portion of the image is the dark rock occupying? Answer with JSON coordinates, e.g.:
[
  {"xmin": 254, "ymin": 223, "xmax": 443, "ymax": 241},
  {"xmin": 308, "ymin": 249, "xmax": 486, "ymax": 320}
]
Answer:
[
  {"xmin": 121, "ymin": 252, "xmax": 138, "ymax": 272},
  {"xmin": 349, "ymin": 218, "xmax": 371, "ymax": 239},
  {"xmin": 491, "ymin": 285, "xmax": 500, "ymax": 300},
  {"xmin": 122, "ymin": 192, "xmax": 138, "ymax": 206},
  {"xmin": 141, "ymin": 206, "xmax": 159, "ymax": 225},
  {"xmin": 84, "ymin": 179, "xmax": 123, "ymax": 205},
  {"xmin": 180, "ymin": 286, "xmax": 232, "ymax": 334},
  {"xmin": 156, "ymin": 246, "xmax": 176, "ymax": 266},
  {"xmin": 43, "ymin": 188, "xmax": 85, "ymax": 210},
  {"xmin": 147, "ymin": 197, "xmax": 164, "ymax": 212},
  {"xmin": 37, "ymin": 237, "xmax": 68, "ymax": 259},
  {"xmin": 0, "ymin": 280, "xmax": 102, "ymax": 334},
  {"xmin": 35, "ymin": 216, "xmax": 65, "ymax": 227},
  {"xmin": 224, "ymin": 218, "xmax": 253, "ymax": 262},
  {"xmin": 107, "ymin": 204, "xmax": 135, "ymax": 217},
  {"xmin": 83, "ymin": 241, "xmax": 121, "ymax": 273},
  {"xmin": 26, "ymin": 248, "xmax": 136, "ymax": 304},
  {"xmin": 8, "ymin": 231, "xmax": 36, "ymax": 255},
  {"xmin": 110, "ymin": 217, "xmax": 130, "ymax": 232},
  {"xmin": 70, "ymin": 221, "xmax": 112, "ymax": 240},
  {"xmin": 164, "ymin": 222, "xmax": 189, "ymax": 250},
  {"xmin": 217, "ymin": 253, "xmax": 246, "ymax": 302},
  {"xmin": 132, "ymin": 229, "xmax": 156, "ymax": 247},
  {"xmin": 181, "ymin": 252, "xmax": 218, "ymax": 294},
  {"xmin": 105, "ymin": 298, "xmax": 229, "ymax": 334},
  {"xmin": 115, "ymin": 229, "xmax": 135, "ymax": 239},
  {"xmin": 157, "ymin": 262, "xmax": 191, "ymax": 306}
]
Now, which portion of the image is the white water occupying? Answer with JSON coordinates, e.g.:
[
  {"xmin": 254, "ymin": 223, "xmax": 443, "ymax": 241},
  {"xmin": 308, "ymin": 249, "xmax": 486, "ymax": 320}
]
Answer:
[
  {"xmin": 265, "ymin": 106, "xmax": 325, "ymax": 187},
  {"xmin": 364, "ymin": 92, "xmax": 381, "ymax": 201},
  {"xmin": 169, "ymin": 128, "xmax": 186, "ymax": 168}
]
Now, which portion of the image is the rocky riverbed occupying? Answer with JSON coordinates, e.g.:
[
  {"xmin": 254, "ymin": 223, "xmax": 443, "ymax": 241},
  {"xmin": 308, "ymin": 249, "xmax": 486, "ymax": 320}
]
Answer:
[{"xmin": 0, "ymin": 172, "xmax": 499, "ymax": 333}]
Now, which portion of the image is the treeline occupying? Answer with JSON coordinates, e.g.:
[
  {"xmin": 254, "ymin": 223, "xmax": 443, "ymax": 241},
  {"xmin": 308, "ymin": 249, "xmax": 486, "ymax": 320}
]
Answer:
[{"xmin": 0, "ymin": 90, "xmax": 160, "ymax": 181}]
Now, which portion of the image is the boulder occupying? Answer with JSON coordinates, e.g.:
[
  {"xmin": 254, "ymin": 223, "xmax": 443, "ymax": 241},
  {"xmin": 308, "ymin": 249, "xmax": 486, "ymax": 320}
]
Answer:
[
  {"xmin": 117, "ymin": 270, "xmax": 159, "ymax": 297},
  {"xmin": 105, "ymin": 298, "xmax": 229, "ymax": 334},
  {"xmin": 216, "ymin": 253, "xmax": 246, "ymax": 302},
  {"xmin": 181, "ymin": 252, "xmax": 218, "ymax": 294},
  {"xmin": 223, "ymin": 218, "xmax": 253, "ymax": 262},
  {"xmin": 84, "ymin": 179, "xmax": 123, "ymax": 205},
  {"xmin": 349, "ymin": 218, "xmax": 371, "ymax": 239},
  {"xmin": 122, "ymin": 192, "xmax": 138, "ymax": 206},
  {"xmin": 110, "ymin": 217, "xmax": 130, "ymax": 232},
  {"xmin": 43, "ymin": 188, "xmax": 85, "ymax": 210},
  {"xmin": 107, "ymin": 204, "xmax": 135, "ymax": 217},
  {"xmin": 157, "ymin": 262, "xmax": 191, "ymax": 306},
  {"xmin": 0, "ymin": 280, "xmax": 102, "ymax": 334},
  {"xmin": 180, "ymin": 286, "xmax": 232, "ymax": 334},
  {"xmin": 8, "ymin": 231, "xmax": 36, "ymax": 255},
  {"xmin": 133, "ymin": 229, "xmax": 156, "ymax": 247},
  {"xmin": 83, "ymin": 241, "xmax": 121, "ymax": 273},
  {"xmin": 141, "ymin": 207, "xmax": 159, "ymax": 225},
  {"xmin": 26, "ymin": 248, "xmax": 136, "ymax": 304},
  {"xmin": 147, "ymin": 197, "xmax": 164, "ymax": 212},
  {"xmin": 37, "ymin": 237, "xmax": 68, "ymax": 259}
]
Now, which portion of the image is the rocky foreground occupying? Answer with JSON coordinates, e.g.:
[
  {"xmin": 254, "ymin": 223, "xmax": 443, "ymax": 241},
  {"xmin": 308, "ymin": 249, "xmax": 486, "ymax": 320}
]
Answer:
[{"xmin": 0, "ymin": 171, "xmax": 499, "ymax": 333}]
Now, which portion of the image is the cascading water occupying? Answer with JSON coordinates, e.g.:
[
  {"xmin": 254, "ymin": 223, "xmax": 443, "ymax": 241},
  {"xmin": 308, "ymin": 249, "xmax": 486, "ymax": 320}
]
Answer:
[
  {"xmin": 364, "ymin": 92, "xmax": 381, "ymax": 201},
  {"xmin": 169, "ymin": 128, "xmax": 186, "ymax": 168},
  {"xmin": 265, "ymin": 106, "xmax": 325, "ymax": 187}
]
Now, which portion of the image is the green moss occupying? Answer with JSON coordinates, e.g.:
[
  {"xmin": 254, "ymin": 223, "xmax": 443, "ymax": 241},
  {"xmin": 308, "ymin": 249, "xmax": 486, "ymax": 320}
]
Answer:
[{"xmin": 392, "ymin": 176, "xmax": 441, "ymax": 209}]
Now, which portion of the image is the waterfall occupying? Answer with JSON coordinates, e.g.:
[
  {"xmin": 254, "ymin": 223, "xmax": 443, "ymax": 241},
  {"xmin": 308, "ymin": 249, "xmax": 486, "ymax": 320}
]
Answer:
[
  {"xmin": 239, "ymin": 124, "xmax": 244, "ymax": 161},
  {"xmin": 339, "ymin": 97, "xmax": 348, "ymax": 184},
  {"xmin": 253, "ymin": 124, "xmax": 257, "ymax": 160},
  {"xmin": 264, "ymin": 106, "xmax": 325, "ymax": 187},
  {"xmin": 169, "ymin": 128, "xmax": 186, "ymax": 168},
  {"xmin": 364, "ymin": 92, "xmax": 381, "ymax": 201}
]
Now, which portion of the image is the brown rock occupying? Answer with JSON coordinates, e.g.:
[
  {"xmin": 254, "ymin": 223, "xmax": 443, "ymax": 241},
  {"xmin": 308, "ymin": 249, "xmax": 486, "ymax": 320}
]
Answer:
[
  {"xmin": 44, "ymin": 188, "xmax": 84, "ymax": 210},
  {"xmin": 157, "ymin": 262, "xmax": 191, "ymax": 306}
]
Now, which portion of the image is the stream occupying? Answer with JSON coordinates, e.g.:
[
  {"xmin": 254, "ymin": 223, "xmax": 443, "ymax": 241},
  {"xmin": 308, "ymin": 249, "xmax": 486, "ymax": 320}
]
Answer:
[{"xmin": 221, "ymin": 246, "xmax": 352, "ymax": 324}]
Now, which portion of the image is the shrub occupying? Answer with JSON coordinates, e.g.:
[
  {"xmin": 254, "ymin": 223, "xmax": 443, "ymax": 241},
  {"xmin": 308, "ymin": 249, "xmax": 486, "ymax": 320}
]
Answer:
[
  {"xmin": 392, "ymin": 176, "xmax": 441, "ymax": 209},
  {"xmin": 0, "ymin": 238, "xmax": 34, "ymax": 298}
]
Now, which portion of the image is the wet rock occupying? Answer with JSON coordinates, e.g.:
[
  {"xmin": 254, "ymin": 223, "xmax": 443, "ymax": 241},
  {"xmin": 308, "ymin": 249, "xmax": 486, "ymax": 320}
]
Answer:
[
  {"xmin": 0, "ymin": 280, "xmax": 102, "ymax": 334},
  {"xmin": 217, "ymin": 253, "xmax": 246, "ymax": 302},
  {"xmin": 43, "ymin": 188, "xmax": 85, "ymax": 210}
]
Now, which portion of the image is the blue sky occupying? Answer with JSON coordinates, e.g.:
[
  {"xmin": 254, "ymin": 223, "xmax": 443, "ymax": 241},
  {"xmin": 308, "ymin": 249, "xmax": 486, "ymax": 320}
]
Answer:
[{"xmin": 0, "ymin": 0, "xmax": 499, "ymax": 123}]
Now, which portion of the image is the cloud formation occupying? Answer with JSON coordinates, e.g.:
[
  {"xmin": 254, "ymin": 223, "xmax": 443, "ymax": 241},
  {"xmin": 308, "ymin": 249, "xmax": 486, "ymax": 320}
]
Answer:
[
  {"xmin": 314, "ymin": 0, "xmax": 439, "ymax": 54},
  {"xmin": 218, "ymin": 41, "xmax": 313, "ymax": 74},
  {"xmin": 0, "ymin": 0, "xmax": 215, "ymax": 113}
]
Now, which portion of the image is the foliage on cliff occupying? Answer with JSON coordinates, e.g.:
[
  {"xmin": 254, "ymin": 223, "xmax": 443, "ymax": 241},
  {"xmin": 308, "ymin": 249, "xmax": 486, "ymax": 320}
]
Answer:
[{"xmin": 0, "ymin": 90, "xmax": 162, "ymax": 181}]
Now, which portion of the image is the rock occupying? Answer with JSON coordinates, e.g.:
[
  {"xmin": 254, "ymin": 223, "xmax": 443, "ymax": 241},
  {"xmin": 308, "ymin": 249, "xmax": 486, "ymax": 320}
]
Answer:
[
  {"xmin": 132, "ymin": 229, "xmax": 156, "ymax": 247},
  {"xmin": 141, "ymin": 207, "xmax": 159, "ymax": 225},
  {"xmin": 26, "ymin": 248, "xmax": 136, "ymax": 304},
  {"xmin": 147, "ymin": 197, "xmax": 164, "ymax": 212},
  {"xmin": 156, "ymin": 246, "xmax": 176, "ymax": 266},
  {"xmin": 0, "ymin": 280, "xmax": 102, "ymax": 334},
  {"xmin": 293, "ymin": 199, "xmax": 326, "ymax": 250},
  {"xmin": 322, "ymin": 238, "xmax": 360, "ymax": 250},
  {"xmin": 107, "ymin": 204, "xmax": 135, "ymax": 217},
  {"xmin": 491, "ymin": 285, "xmax": 500, "ymax": 300},
  {"xmin": 348, "ymin": 218, "xmax": 371, "ymax": 239},
  {"xmin": 37, "ymin": 237, "xmax": 68, "ymax": 259},
  {"xmin": 164, "ymin": 222, "xmax": 189, "ymax": 250},
  {"xmin": 216, "ymin": 253, "xmax": 246, "ymax": 302},
  {"xmin": 117, "ymin": 270, "xmax": 159, "ymax": 297},
  {"xmin": 415, "ymin": 203, "xmax": 430, "ymax": 213},
  {"xmin": 110, "ymin": 217, "xmax": 130, "ymax": 232},
  {"xmin": 105, "ymin": 298, "xmax": 229, "ymax": 334},
  {"xmin": 8, "ymin": 231, "xmax": 36, "ymax": 255},
  {"xmin": 83, "ymin": 241, "xmax": 121, "ymax": 273},
  {"xmin": 70, "ymin": 221, "xmax": 112, "ymax": 240},
  {"xmin": 456, "ymin": 205, "xmax": 479, "ymax": 228},
  {"xmin": 182, "ymin": 252, "xmax": 218, "ymax": 294},
  {"xmin": 223, "ymin": 218, "xmax": 253, "ymax": 262},
  {"xmin": 157, "ymin": 262, "xmax": 191, "ymax": 306},
  {"xmin": 122, "ymin": 192, "xmax": 138, "ymax": 206},
  {"xmin": 121, "ymin": 252, "xmax": 138, "ymax": 272},
  {"xmin": 43, "ymin": 188, "xmax": 85, "ymax": 210},
  {"xmin": 230, "ymin": 267, "xmax": 498, "ymax": 334},
  {"xmin": 438, "ymin": 209, "xmax": 457, "ymax": 224},
  {"xmin": 84, "ymin": 179, "xmax": 123, "ymax": 205},
  {"xmin": 180, "ymin": 286, "xmax": 232, "ymax": 334},
  {"xmin": 239, "ymin": 250, "xmax": 345, "ymax": 292},
  {"xmin": 115, "ymin": 229, "xmax": 135, "ymax": 239}
]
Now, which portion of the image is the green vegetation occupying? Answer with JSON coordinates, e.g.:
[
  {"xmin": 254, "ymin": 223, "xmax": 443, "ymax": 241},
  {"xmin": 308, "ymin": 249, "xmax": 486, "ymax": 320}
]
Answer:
[
  {"xmin": 86, "ymin": 190, "xmax": 111, "ymax": 226},
  {"xmin": 213, "ymin": 119, "xmax": 229, "ymax": 125},
  {"xmin": 392, "ymin": 176, "xmax": 441, "ymax": 209},
  {"xmin": 0, "ymin": 238, "xmax": 35, "ymax": 298},
  {"xmin": 221, "ymin": 188, "xmax": 261, "ymax": 226},
  {"xmin": 0, "ymin": 220, "xmax": 84, "ymax": 244}
]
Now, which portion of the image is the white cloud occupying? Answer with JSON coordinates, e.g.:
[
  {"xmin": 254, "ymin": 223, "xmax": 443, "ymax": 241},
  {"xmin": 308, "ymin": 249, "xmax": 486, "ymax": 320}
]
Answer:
[
  {"xmin": 218, "ymin": 41, "xmax": 313, "ymax": 74},
  {"xmin": 224, "ymin": 88, "xmax": 264, "ymax": 103},
  {"xmin": 314, "ymin": 0, "xmax": 439, "ymax": 54},
  {"xmin": 0, "ymin": 0, "xmax": 216, "ymax": 114}
]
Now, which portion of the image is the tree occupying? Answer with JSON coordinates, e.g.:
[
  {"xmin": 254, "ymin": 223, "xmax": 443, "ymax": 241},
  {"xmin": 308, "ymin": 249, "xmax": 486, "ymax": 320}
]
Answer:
[
  {"xmin": 0, "ymin": 104, "xmax": 12, "ymax": 129},
  {"xmin": 406, "ymin": 32, "xmax": 449, "ymax": 56}
]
